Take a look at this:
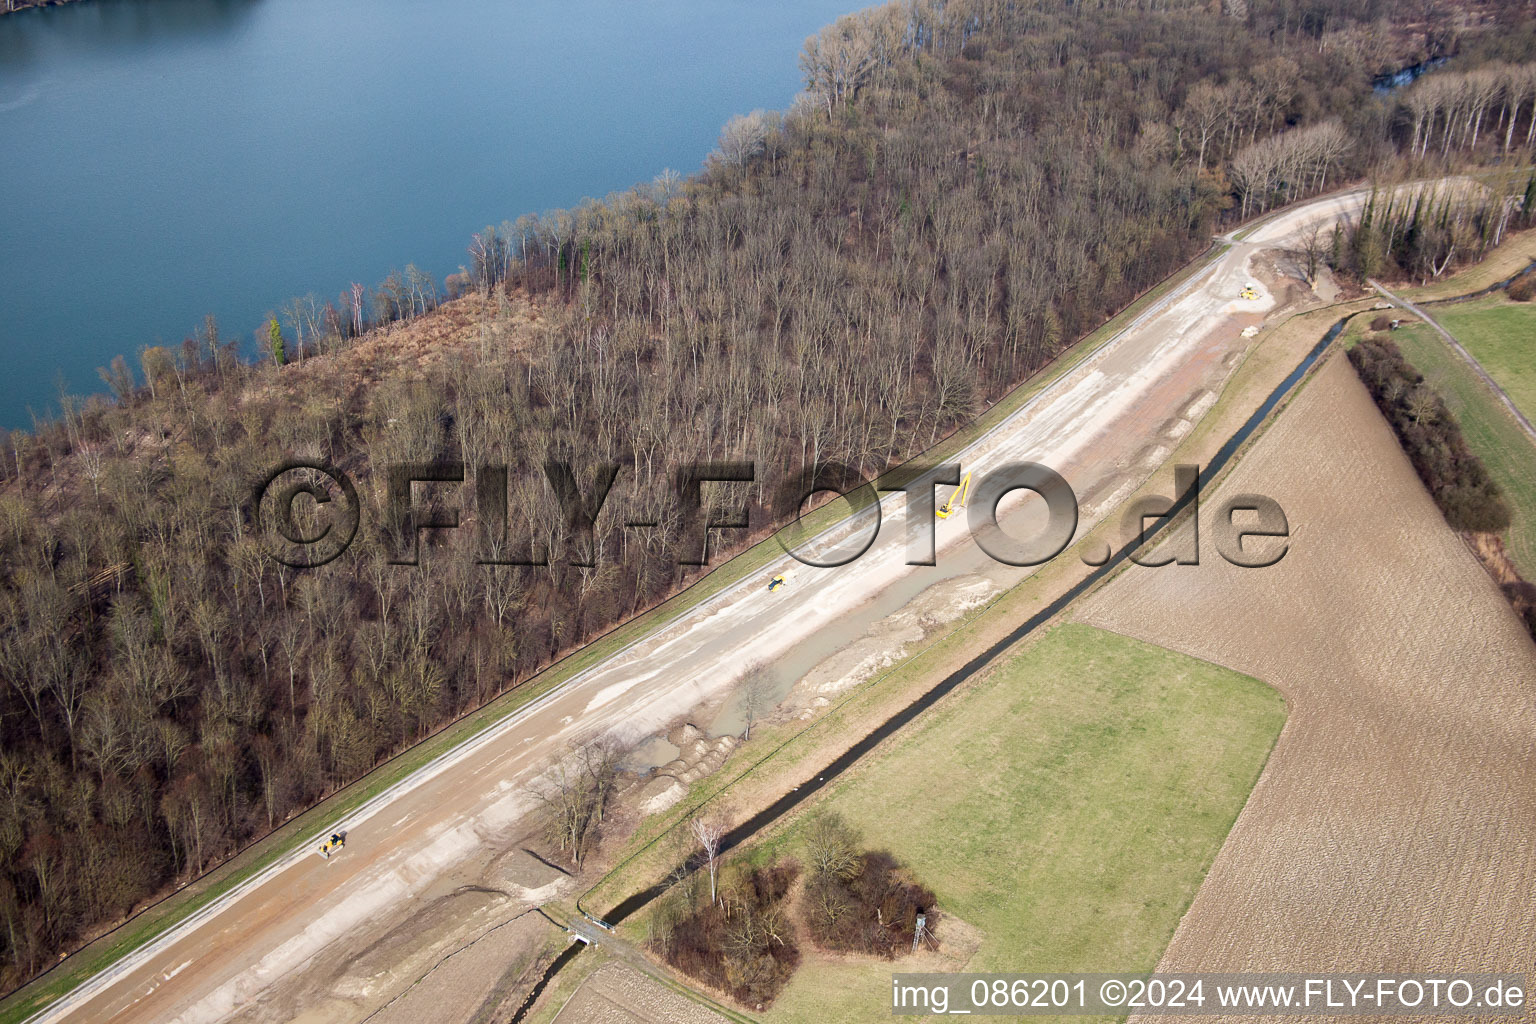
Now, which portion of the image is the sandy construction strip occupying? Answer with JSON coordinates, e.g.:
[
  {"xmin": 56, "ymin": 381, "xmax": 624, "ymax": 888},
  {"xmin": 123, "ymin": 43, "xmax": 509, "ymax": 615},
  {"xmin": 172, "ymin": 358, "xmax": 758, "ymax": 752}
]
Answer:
[
  {"xmin": 1078, "ymin": 354, "xmax": 1536, "ymax": 1022},
  {"xmin": 361, "ymin": 912, "xmax": 550, "ymax": 1024}
]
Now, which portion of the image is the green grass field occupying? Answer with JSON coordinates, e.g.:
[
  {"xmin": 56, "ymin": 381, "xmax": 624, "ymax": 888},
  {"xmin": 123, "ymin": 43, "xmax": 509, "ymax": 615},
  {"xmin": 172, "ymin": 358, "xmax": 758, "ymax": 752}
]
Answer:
[
  {"xmin": 727, "ymin": 624, "xmax": 1286, "ymax": 1024},
  {"xmin": 1432, "ymin": 296, "xmax": 1536, "ymax": 422},
  {"xmin": 1344, "ymin": 312, "xmax": 1536, "ymax": 577}
]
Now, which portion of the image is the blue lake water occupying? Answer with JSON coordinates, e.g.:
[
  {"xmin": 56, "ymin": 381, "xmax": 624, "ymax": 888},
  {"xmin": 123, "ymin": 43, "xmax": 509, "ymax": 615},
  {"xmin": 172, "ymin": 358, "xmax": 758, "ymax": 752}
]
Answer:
[{"xmin": 0, "ymin": 0, "xmax": 853, "ymax": 428}]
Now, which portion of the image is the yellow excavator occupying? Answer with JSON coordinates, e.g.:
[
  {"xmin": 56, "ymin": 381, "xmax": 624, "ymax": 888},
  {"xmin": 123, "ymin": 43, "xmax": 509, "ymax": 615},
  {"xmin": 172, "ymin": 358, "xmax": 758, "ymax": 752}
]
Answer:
[
  {"xmin": 937, "ymin": 473, "xmax": 971, "ymax": 519},
  {"xmin": 1240, "ymin": 284, "xmax": 1260, "ymax": 300}
]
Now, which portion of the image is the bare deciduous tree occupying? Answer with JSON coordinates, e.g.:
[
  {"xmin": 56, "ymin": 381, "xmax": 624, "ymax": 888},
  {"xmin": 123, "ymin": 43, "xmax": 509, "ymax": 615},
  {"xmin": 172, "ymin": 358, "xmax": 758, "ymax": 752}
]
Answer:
[
  {"xmin": 799, "ymin": 7, "xmax": 902, "ymax": 114},
  {"xmin": 1293, "ymin": 218, "xmax": 1331, "ymax": 284},
  {"xmin": 718, "ymin": 111, "xmax": 774, "ymax": 168},
  {"xmin": 530, "ymin": 738, "xmax": 622, "ymax": 867},
  {"xmin": 1180, "ymin": 81, "xmax": 1227, "ymax": 174},
  {"xmin": 804, "ymin": 812, "xmax": 859, "ymax": 881},
  {"xmin": 738, "ymin": 662, "xmax": 774, "ymax": 740},
  {"xmin": 691, "ymin": 815, "xmax": 726, "ymax": 905}
]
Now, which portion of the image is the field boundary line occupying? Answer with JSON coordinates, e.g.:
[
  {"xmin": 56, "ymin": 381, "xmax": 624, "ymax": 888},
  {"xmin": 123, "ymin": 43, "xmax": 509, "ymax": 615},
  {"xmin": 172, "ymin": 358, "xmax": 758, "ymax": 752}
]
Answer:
[
  {"xmin": 1077, "ymin": 299, "xmax": 1374, "ymax": 599},
  {"xmin": 1370, "ymin": 279, "xmax": 1536, "ymax": 444}
]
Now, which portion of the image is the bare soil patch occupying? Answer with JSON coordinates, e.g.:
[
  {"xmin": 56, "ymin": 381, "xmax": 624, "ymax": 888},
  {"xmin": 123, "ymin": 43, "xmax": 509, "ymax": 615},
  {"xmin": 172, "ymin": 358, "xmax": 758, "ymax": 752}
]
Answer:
[
  {"xmin": 367, "ymin": 911, "xmax": 551, "ymax": 1024},
  {"xmin": 489, "ymin": 849, "xmax": 570, "ymax": 893},
  {"xmin": 584, "ymin": 298, "xmax": 1371, "ymax": 924},
  {"xmin": 1079, "ymin": 354, "xmax": 1536, "ymax": 1020},
  {"xmin": 550, "ymin": 962, "xmax": 726, "ymax": 1024},
  {"xmin": 787, "ymin": 574, "xmax": 1002, "ymax": 707},
  {"xmin": 632, "ymin": 726, "xmax": 741, "ymax": 817}
]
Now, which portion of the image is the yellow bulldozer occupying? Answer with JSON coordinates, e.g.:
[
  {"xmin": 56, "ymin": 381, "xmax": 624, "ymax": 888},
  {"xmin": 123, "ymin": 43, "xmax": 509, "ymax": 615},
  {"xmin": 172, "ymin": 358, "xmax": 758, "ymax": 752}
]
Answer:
[
  {"xmin": 317, "ymin": 832, "xmax": 346, "ymax": 859},
  {"xmin": 1240, "ymin": 284, "xmax": 1260, "ymax": 301}
]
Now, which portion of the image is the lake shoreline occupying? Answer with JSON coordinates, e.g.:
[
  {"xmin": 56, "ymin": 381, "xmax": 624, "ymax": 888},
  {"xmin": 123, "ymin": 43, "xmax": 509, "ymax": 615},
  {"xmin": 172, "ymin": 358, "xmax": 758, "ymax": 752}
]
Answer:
[{"xmin": 0, "ymin": 0, "xmax": 850, "ymax": 427}]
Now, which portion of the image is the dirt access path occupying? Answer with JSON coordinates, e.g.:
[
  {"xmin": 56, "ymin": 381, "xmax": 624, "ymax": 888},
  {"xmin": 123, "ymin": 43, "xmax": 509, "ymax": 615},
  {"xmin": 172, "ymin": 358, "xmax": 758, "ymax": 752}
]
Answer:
[
  {"xmin": 1080, "ymin": 354, "xmax": 1536, "ymax": 1021},
  {"xmin": 1370, "ymin": 278, "xmax": 1536, "ymax": 442},
  {"xmin": 23, "ymin": 190, "xmax": 1386, "ymax": 1024}
]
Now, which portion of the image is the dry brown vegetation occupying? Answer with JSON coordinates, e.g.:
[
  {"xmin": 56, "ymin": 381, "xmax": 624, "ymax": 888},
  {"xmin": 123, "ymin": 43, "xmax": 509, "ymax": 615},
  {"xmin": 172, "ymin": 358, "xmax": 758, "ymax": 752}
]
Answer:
[
  {"xmin": 1348, "ymin": 333, "xmax": 1536, "ymax": 637},
  {"xmin": 651, "ymin": 862, "xmax": 801, "ymax": 1009},
  {"xmin": 1080, "ymin": 353, "xmax": 1536, "ymax": 1002},
  {"xmin": 796, "ymin": 816, "xmax": 935, "ymax": 961},
  {"xmin": 1348, "ymin": 333, "xmax": 1511, "ymax": 531},
  {"xmin": 1400, "ymin": 224, "xmax": 1536, "ymax": 299},
  {"xmin": 1467, "ymin": 531, "xmax": 1536, "ymax": 632},
  {"xmin": 1338, "ymin": 178, "xmax": 1536, "ymax": 284},
  {"xmin": 3, "ymin": 0, "xmax": 1535, "ymax": 992},
  {"xmin": 648, "ymin": 814, "xmax": 936, "ymax": 1010}
]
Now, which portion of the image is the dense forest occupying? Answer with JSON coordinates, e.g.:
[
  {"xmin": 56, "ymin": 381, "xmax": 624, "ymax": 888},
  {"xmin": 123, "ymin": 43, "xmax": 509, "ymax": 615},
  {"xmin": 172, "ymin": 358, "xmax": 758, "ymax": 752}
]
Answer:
[{"xmin": 2, "ymin": 0, "xmax": 1534, "ymax": 990}]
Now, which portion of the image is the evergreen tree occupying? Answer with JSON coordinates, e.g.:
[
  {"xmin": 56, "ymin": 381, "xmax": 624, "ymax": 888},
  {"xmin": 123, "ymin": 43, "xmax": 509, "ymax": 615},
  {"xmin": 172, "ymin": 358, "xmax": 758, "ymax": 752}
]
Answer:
[{"xmin": 267, "ymin": 316, "xmax": 285, "ymax": 366}]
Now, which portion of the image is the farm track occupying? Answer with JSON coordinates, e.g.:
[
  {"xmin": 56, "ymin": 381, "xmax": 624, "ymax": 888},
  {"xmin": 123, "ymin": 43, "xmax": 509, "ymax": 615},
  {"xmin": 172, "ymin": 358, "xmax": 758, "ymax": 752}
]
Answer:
[{"xmin": 1370, "ymin": 279, "xmax": 1536, "ymax": 442}]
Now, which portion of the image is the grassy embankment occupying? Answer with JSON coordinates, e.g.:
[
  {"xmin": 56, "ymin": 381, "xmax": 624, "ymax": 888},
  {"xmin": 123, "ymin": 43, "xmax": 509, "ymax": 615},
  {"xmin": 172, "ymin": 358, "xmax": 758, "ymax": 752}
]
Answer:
[
  {"xmin": 563, "ymin": 256, "xmax": 1505, "ymax": 1019},
  {"xmin": 576, "ymin": 292, "xmax": 1372, "ymax": 929},
  {"xmin": 520, "ymin": 938, "xmax": 604, "ymax": 1024},
  {"xmin": 1381, "ymin": 315, "xmax": 1536, "ymax": 576},
  {"xmin": 1394, "ymin": 216, "xmax": 1536, "ymax": 302},
  {"xmin": 17, "ymin": 229, "xmax": 1344, "ymax": 1023},
  {"xmin": 1432, "ymin": 296, "xmax": 1536, "ymax": 421}
]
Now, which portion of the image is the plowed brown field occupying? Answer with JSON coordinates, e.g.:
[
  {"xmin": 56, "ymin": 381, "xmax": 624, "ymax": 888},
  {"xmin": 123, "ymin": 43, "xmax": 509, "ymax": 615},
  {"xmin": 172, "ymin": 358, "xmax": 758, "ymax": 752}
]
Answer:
[
  {"xmin": 1080, "ymin": 353, "xmax": 1536, "ymax": 1023},
  {"xmin": 550, "ymin": 962, "xmax": 725, "ymax": 1024}
]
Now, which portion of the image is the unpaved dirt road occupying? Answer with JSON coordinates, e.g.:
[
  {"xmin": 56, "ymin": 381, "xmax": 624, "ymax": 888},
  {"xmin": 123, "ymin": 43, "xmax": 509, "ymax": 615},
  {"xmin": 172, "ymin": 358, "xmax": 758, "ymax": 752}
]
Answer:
[
  {"xmin": 27, "ymin": 193, "xmax": 1374, "ymax": 1024},
  {"xmin": 1370, "ymin": 278, "xmax": 1536, "ymax": 442},
  {"xmin": 1081, "ymin": 355, "xmax": 1536, "ymax": 1022}
]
